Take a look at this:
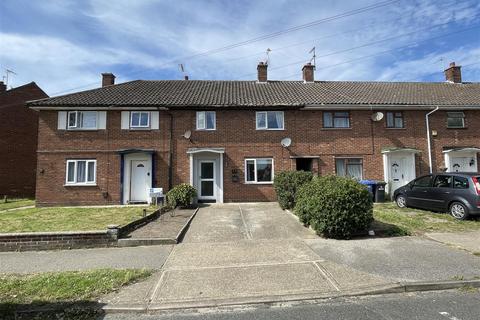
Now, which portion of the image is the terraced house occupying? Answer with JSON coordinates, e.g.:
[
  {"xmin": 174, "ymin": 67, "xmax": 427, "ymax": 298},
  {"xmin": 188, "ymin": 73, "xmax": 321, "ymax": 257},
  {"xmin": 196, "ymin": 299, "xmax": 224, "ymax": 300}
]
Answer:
[{"xmin": 27, "ymin": 62, "xmax": 480, "ymax": 206}]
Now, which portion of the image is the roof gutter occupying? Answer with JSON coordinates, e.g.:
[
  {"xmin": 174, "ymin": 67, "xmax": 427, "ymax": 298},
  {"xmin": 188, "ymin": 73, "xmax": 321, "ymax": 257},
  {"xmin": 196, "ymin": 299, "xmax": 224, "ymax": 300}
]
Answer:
[
  {"xmin": 28, "ymin": 105, "xmax": 170, "ymax": 111},
  {"xmin": 302, "ymin": 104, "xmax": 480, "ymax": 110},
  {"xmin": 426, "ymin": 106, "xmax": 440, "ymax": 174}
]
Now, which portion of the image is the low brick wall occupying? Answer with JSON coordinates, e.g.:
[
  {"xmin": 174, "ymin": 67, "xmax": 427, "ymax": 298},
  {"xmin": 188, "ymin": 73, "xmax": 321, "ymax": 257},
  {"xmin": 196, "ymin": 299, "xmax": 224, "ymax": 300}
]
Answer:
[{"xmin": 0, "ymin": 230, "xmax": 118, "ymax": 252}]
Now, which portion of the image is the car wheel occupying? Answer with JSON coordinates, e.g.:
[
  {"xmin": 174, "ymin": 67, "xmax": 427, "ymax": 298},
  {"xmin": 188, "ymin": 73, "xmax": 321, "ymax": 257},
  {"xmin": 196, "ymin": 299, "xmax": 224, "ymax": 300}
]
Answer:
[
  {"xmin": 449, "ymin": 202, "xmax": 469, "ymax": 220},
  {"xmin": 396, "ymin": 195, "xmax": 407, "ymax": 208}
]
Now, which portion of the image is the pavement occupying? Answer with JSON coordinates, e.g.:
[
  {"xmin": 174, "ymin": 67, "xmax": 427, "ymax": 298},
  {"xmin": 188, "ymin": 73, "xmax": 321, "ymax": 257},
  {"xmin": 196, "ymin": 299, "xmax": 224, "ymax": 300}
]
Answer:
[
  {"xmin": 0, "ymin": 245, "xmax": 173, "ymax": 273},
  {"xmin": 425, "ymin": 230, "xmax": 480, "ymax": 254}
]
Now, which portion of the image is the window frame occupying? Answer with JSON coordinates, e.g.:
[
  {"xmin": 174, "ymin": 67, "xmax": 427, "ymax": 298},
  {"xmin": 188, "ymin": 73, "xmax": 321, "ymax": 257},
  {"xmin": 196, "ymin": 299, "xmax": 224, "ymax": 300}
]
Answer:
[
  {"xmin": 386, "ymin": 111, "xmax": 404, "ymax": 128},
  {"xmin": 323, "ymin": 111, "xmax": 350, "ymax": 128},
  {"xmin": 65, "ymin": 159, "xmax": 97, "ymax": 186},
  {"xmin": 447, "ymin": 112, "xmax": 465, "ymax": 128},
  {"xmin": 67, "ymin": 111, "xmax": 98, "ymax": 130},
  {"xmin": 255, "ymin": 111, "xmax": 284, "ymax": 130},
  {"xmin": 130, "ymin": 111, "xmax": 151, "ymax": 129},
  {"xmin": 196, "ymin": 111, "xmax": 216, "ymax": 130},
  {"xmin": 335, "ymin": 157, "xmax": 363, "ymax": 180},
  {"xmin": 244, "ymin": 158, "xmax": 274, "ymax": 184}
]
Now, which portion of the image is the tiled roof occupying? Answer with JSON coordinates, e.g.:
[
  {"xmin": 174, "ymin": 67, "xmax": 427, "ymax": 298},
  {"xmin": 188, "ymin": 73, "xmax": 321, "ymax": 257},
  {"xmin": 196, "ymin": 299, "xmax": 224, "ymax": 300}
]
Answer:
[{"xmin": 28, "ymin": 80, "xmax": 480, "ymax": 108}]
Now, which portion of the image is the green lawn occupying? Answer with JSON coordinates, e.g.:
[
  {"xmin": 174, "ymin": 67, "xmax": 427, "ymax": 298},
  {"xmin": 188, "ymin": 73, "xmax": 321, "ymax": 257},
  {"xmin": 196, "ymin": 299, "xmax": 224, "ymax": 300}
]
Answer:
[
  {"xmin": 0, "ymin": 198, "xmax": 35, "ymax": 211},
  {"xmin": 0, "ymin": 206, "xmax": 156, "ymax": 233},
  {"xmin": 0, "ymin": 269, "xmax": 151, "ymax": 305},
  {"xmin": 374, "ymin": 202, "xmax": 480, "ymax": 235}
]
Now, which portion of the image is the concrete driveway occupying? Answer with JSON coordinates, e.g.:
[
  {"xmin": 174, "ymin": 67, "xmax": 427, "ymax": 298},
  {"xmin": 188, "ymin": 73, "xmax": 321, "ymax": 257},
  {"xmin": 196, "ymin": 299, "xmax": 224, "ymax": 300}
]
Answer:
[
  {"xmin": 103, "ymin": 203, "xmax": 393, "ymax": 311},
  {"xmin": 183, "ymin": 202, "xmax": 318, "ymax": 243}
]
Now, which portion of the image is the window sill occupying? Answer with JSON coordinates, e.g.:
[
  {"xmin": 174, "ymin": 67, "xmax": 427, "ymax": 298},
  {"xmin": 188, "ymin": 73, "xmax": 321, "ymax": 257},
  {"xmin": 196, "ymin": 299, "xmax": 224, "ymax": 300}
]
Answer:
[
  {"xmin": 66, "ymin": 128, "xmax": 99, "ymax": 131},
  {"xmin": 128, "ymin": 128, "xmax": 152, "ymax": 131},
  {"xmin": 385, "ymin": 127, "xmax": 406, "ymax": 130},
  {"xmin": 447, "ymin": 127, "xmax": 467, "ymax": 129},
  {"xmin": 64, "ymin": 184, "xmax": 97, "ymax": 187},
  {"xmin": 245, "ymin": 182, "xmax": 273, "ymax": 185},
  {"xmin": 256, "ymin": 129, "xmax": 285, "ymax": 131},
  {"xmin": 196, "ymin": 129, "xmax": 216, "ymax": 131},
  {"xmin": 321, "ymin": 127, "xmax": 352, "ymax": 130}
]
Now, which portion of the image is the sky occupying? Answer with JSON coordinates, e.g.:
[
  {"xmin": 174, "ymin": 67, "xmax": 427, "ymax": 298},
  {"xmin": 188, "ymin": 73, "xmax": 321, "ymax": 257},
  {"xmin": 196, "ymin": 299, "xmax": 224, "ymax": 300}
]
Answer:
[{"xmin": 0, "ymin": 0, "xmax": 479, "ymax": 95}]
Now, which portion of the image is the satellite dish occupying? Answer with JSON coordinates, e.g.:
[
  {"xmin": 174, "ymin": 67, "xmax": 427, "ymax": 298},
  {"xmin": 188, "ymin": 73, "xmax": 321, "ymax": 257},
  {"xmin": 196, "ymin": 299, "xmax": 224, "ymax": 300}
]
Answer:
[
  {"xmin": 183, "ymin": 130, "xmax": 192, "ymax": 139},
  {"xmin": 371, "ymin": 112, "xmax": 384, "ymax": 122},
  {"xmin": 281, "ymin": 137, "xmax": 292, "ymax": 148}
]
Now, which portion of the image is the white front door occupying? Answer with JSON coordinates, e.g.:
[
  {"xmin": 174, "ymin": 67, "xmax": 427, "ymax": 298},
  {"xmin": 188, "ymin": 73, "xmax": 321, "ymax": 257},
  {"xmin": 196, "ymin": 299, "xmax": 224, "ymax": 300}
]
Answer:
[
  {"xmin": 385, "ymin": 152, "xmax": 416, "ymax": 195},
  {"xmin": 198, "ymin": 161, "xmax": 215, "ymax": 200},
  {"xmin": 130, "ymin": 160, "xmax": 149, "ymax": 202},
  {"xmin": 451, "ymin": 157, "xmax": 476, "ymax": 172}
]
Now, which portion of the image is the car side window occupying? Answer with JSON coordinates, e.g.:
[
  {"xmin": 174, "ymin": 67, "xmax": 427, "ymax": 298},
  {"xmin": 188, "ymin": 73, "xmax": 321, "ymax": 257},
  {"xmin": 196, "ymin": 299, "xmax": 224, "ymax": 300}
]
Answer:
[
  {"xmin": 433, "ymin": 175, "xmax": 452, "ymax": 188},
  {"xmin": 413, "ymin": 175, "xmax": 433, "ymax": 188},
  {"xmin": 453, "ymin": 176, "xmax": 469, "ymax": 189}
]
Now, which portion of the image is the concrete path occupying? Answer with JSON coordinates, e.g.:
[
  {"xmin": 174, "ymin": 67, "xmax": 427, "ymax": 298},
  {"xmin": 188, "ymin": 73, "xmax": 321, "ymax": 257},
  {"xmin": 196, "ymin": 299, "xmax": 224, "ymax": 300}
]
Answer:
[
  {"xmin": 304, "ymin": 236, "xmax": 480, "ymax": 282},
  {"xmin": 0, "ymin": 245, "xmax": 173, "ymax": 273},
  {"xmin": 425, "ymin": 231, "xmax": 480, "ymax": 254},
  {"xmin": 102, "ymin": 203, "xmax": 392, "ymax": 311}
]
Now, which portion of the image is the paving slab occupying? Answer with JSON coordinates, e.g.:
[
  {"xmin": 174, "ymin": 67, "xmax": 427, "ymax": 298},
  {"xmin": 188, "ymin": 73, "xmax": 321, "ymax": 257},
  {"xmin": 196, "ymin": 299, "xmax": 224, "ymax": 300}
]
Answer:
[
  {"xmin": 183, "ymin": 205, "xmax": 246, "ymax": 243},
  {"xmin": 240, "ymin": 203, "xmax": 318, "ymax": 240},
  {"xmin": 152, "ymin": 262, "xmax": 336, "ymax": 304},
  {"xmin": 304, "ymin": 236, "xmax": 480, "ymax": 282},
  {"xmin": 0, "ymin": 245, "xmax": 173, "ymax": 273},
  {"xmin": 164, "ymin": 239, "xmax": 322, "ymax": 269},
  {"xmin": 425, "ymin": 231, "xmax": 480, "ymax": 254}
]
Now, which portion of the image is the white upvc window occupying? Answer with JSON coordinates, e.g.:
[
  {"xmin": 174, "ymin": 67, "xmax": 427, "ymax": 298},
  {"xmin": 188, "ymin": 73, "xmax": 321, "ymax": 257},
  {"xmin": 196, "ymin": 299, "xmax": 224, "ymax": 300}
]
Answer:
[
  {"xmin": 447, "ymin": 112, "xmax": 465, "ymax": 128},
  {"xmin": 66, "ymin": 159, "xmax": 97, "ymax": 185},
  {"xmin": 130, "ymin": 111, "xmax": 150, "ymax": 128},
  {"xmin": 256, "ymin": 111, "xmax": 284, "ymax": 130},
  {"xmin": 67, "ymin": 111, "xmax": 98, "ymax": 130},
  {"xmin": 196, "ymin": 111, "xmax": 216, "ymax": 130},
  {"xmin": 245, "ymin": 158, "xmax": 274, "ymax": 184}
]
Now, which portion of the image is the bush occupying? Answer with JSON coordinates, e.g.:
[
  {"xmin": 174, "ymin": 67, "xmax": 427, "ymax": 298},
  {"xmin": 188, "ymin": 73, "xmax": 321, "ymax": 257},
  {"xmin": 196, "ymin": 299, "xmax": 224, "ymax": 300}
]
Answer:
[
  {"xmin": 294, "ymin": 175, "xmax": 373, "ymax": 239},
  {"xmin": 273, "ymin": 171, "xmax": 313, "ymax": 209},
  {"xmin": 166, "ymin": 184, "xmax": 197, "ymax": 208}
]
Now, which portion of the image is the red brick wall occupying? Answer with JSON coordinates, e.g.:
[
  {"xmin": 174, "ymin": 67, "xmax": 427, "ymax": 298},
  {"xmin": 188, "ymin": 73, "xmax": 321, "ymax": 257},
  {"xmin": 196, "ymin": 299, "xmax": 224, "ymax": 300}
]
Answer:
[
  {"xmin": 35, "ymin": 108, "xmax": 480, "ymax": 205},
  {"xmin": 0, "ymin": 83, "xmax": 48, "ymax": 197}
]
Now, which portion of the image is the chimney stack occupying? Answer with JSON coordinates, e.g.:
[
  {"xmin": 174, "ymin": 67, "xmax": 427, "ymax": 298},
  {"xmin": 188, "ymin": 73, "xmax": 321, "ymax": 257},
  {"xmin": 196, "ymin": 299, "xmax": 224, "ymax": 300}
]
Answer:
[
  {"xmin": 257, "ymin": 62, "xmax": 268, "ymax": 83},
  {"xmin": 444, "ymin": 62, "xmax": 462, "ymax": 83},
  {"xmin": 101, "ymin": 73, "xmax": 116, "ymax": 87},
  {"xmin": 184, "ymin": 75, "xmax": 189, "ymax": 81},
  {"xmin": 0, "ymin": 81, "xmax": 6, "ymax": 93},
  {"xmin": 302, "ymin": 63, "xmax": 315, "ymax": 82}
]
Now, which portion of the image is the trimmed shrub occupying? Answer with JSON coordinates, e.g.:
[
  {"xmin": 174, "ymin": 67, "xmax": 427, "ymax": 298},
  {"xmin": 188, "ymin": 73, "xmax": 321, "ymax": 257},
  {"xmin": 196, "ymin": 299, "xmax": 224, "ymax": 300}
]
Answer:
[
  {"xmin": 294, "ymin": 175, "xmax": 373, "ymax": 239},
  {"xmin": 273, "ymin": 170, "xmax": 313, "ymax": 209},
  {"xmin": 166, "ymin": 184, "xmax": 197, "ymax": 208}
]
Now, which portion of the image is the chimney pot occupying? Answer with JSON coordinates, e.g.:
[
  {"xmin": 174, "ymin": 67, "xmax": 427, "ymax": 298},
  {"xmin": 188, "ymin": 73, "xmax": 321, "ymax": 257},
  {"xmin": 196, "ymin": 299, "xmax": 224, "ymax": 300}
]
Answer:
[
  {"xmin": 184, "ymin": 75, "xmax": 189, "ymax": 81},
  {"xmin": 0, "ymin": 81, "xmax": 6, "ymax": 93},
  {"xmin": 257, "ymin": 62, "xmax": 268, "ymax": 82},
  {"xmin": 444, "ymin": 62, "xmax": 462, "ymax": 83},
  {"xmin": 101, "ymin": 73, "xmax": 116, "ymax": 87},
  {"xmin": 302, "ymin": 63, "xmax": 315, "ymax": 82}
]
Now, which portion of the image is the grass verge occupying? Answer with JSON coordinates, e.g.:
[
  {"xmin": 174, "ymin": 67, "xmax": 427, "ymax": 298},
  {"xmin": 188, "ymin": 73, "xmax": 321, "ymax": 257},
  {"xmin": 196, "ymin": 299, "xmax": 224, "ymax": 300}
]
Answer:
[
  {"xmin": 0, "ymin": 269, "xmax": 151, "ymax": 305},
  {"xmin": 0, "ymin": 206, "xmax": 157, "ymax": 233},
  {"xmin": 0, "ymin": 199, "xmax": 35, "ymax": 211},
  {"xmin": 373, "ymin": 202, "xmax": 480, "ymax": 235}
]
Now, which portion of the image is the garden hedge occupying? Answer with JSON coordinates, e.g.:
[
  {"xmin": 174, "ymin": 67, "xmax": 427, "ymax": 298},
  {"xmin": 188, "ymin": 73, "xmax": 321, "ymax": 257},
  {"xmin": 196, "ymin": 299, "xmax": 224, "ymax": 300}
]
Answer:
[
  {"xmin": 166, "ymin": 183, "xmax": 197, "ymax": 208},
  {"xmin": 273, "ymin": 170, "xmax": 313, "ymax": 209},
  {"xmin": 294, "ymin": 175, "xmax": 373, "ymax": 239}
]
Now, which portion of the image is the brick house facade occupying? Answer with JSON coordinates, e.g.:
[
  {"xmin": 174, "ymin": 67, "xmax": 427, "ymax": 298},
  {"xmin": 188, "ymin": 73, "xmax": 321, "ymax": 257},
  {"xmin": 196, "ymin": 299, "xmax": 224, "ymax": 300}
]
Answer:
[
  {"xmin": 28, "ymin": 64, "xmax": 480, "ymax": 206},
  {"xmin": 0, "ymin": 82, "xmax": 48, "ymax": 197}
]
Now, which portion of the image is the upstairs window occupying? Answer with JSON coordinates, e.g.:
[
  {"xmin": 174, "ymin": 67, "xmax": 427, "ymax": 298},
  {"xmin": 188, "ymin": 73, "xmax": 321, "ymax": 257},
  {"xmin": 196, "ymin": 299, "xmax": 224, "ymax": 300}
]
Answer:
[
  {"xmin": 335, "ymin": 158, "xmax": 363, "ymax": 180},
  {"xmin": 130, "ymin": 112, "xmax": 150, "ymax": 128},
  {"xmin": 447, "ymin": 112, "xmax": 465, "ymax": 128},
  {"xmin": 386, "ymin": 112, "xmax": 404, "ymax": 128},
  {"xmin": 256, "ymin": 111, "xmax": 284, "ymax": 130},
  {"xmin": 196, "ymin": 111, "xmax": 216, "ymax": 130},
  {"xmin": 245, "ymin": 158, "xmax": 274, "ymax": 183},
  {"xmin": 323, "ymin": 111, "xmax": 350, "ymax": 128},
  {"xmin": 66, "ymin": 159, "xmax": 96, "ymax": 185},
  {"xmin": 67, "ymin": 111, "xmax": 97, "ymax": 130}
]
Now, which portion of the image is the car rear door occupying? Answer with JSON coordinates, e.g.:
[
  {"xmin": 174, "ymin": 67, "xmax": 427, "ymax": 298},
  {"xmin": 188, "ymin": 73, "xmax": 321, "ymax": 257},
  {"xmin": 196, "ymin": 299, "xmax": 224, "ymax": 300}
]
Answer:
[
  {"xmin": 428, "ymin": 175, "xmax": 453, "ymax": 211},
  {"xmin": 407, "ymin": 175, "xmax": 433, "ymax": 209}
]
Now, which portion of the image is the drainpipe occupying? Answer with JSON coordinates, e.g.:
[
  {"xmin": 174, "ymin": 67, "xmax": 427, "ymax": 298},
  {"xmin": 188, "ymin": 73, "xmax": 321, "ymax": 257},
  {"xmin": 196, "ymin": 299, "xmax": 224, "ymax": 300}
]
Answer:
[
  {"xmin": 426, "ymin": 106, "xmax": 439, "ymax": 174},
  {"xmin": 168, "ymin": 111, "xmax": 174, "ymax": 190}
]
